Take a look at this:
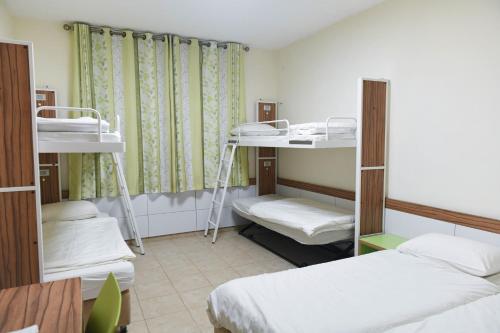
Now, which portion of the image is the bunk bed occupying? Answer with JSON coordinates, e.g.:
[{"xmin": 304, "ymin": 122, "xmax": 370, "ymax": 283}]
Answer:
[
  {"xmin": 205, "ymin": 79, "xmax": 390, "ymax": 268},
  {"xmin": 36, "ymin": 106, "xmax": 143, "ymax": 330}
]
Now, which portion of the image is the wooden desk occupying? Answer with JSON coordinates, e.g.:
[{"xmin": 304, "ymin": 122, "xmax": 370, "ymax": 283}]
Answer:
[{"xmin": 0, "ymin": 278, "xmax": 82, "ymax": 333}]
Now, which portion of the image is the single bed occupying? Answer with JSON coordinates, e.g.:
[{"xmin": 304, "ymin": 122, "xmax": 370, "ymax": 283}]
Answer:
[
  {"xmin": 38, "ymin": 131, "xmax": 122, "ymax": 143},
  {"xmin": 232, "ymin": 195, "xmax": 355, "ymax": 245},
  {"xmin": 37, "ymin": 116, "xmax": 110, "ymax": 132},
  {"xmin": 207, "ymin": 249, "xmax": 500, "ymax": 333},
  {"xmin": 386, "ymin": 292, "xmax": 500, "ymax": 333}
]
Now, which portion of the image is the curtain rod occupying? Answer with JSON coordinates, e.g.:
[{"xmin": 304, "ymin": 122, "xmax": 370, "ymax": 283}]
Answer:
[{"xmin": 63, "ymin": 23, "xmax": 250, "ymax": 51}]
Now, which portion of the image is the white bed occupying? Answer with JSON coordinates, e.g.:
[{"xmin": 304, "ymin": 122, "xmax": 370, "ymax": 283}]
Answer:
[
  {"xmin": 232, "ymin": 195, "xmax": 354, "ymax": 245},
  {"xmin": 207, "ymin": 250, "xmax": 500, "ymax": 333},
  {"xmin": 386, "ymin": 293, "xmax": 500, "ymax": 333},
  {"xmin": 42, "ymin": 215, "xmax": 136, "ymax": 300}
]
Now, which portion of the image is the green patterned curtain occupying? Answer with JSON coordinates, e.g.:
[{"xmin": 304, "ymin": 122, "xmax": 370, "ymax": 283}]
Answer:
[
  {"xmin": 70, "ymin": 23, "xmax": 247, "ymax": 199},
  {"xmin": 201, "ymin": 43, "xmax": 248, "ymax": 187}
]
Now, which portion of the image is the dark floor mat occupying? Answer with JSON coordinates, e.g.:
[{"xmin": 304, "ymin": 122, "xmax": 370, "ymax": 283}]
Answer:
[{"xmin": 239, "ymin": 223, "xmax": 353, "ymax": 267}]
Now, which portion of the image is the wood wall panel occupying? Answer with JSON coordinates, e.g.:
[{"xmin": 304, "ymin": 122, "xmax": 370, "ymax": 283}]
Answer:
[
  {"xmin": 258, "ymin": 102, "xmax": 276, "ymax": 123},
  {"xmin": 361, "ymin": 81, "xmax": 386, "ymax": 167},
  {"xmin": 0, "ymin": 43, "xmax": 34, "ymax": 188},
  {"xmin": 360, "ymin": 169, "xmax": 385, "ymax": 235},
  {"xmin": 0, "ymin": 191, "xmax": 39, "ymax": 289},
  {"xmin": 277, "ymin": 178, "xmax": 355, "ymax": 201},
  {"xmin": 40, "ymin": 166, "xmax": 60, "ymax": 204},
  {"xmin": 259, "ymin": 159, "xmax": 276, "ymax": 195},
  {"xmin": 386, "ymin": 198, "xmax": 500, "ymax": 234},
  {"xmin": 258, "ymin": 147, "xmax": 275, "ymax": 158}
]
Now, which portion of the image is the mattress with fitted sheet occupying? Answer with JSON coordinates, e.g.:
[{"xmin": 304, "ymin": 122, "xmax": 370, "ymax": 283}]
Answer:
[
  {"xmin": 44, "ymin": 260, "xmax": 134, "ymax": 300},
  {"xmin": 38, "ymin": 131, "xmax": 121, "ymax": 142},
  {"xmin": 43, "ymin": 216, "xmax": 135, "ymax": 274},
  {"xmin": 232, "ymin": 195, "xmax": 354, "ymax": 245},
  {"xmin": 386, "ymin": 293, "xmax": 500, "ymax": 333},
  {"xmin": 37, "ymin": 116, "xmax": 110, "ymax": 132},
  {"xmin": 207, "ymin": 250, "xmax": 500, "ymax": 333},
  {"xmin": 289, "ymin": 121, "xmax": 356, "ymax": 135}
]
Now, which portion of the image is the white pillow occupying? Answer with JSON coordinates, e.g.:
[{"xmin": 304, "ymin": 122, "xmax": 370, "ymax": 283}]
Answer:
[
  {"xmin": 397, "ymin": 233, "xmax": 500, "ymax": 277},
  {"xmin": 42, "ymin": 200, "xmax": 99, "ymax": 222},
  {"xmin": 231, "ymin": 123, "xmax": 281, "ymax": 136}
]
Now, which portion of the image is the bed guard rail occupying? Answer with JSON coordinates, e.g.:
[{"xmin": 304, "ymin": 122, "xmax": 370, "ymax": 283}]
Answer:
[
  {"xmin": 232, "ymin": 119, "xmax": 290, "ymax": 141},
  {"xmin": 36, "ymin": 106, "xmax": 120, "ymax": 143}
]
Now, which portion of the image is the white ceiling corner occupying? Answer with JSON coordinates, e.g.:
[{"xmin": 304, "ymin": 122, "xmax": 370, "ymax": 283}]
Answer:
[{"xmin": 5, "ymin": 0, "xmax": 384, "ymax": 49}]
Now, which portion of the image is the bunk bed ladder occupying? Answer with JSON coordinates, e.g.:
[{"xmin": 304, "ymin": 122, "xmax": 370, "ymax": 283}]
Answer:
[
  {"xmin": 204, "ymin": 143, "xmax": 238, "ymax": 243},
  {"xmin": 112, "ymin": 153, "xmax": 145, "ymax": 255}
]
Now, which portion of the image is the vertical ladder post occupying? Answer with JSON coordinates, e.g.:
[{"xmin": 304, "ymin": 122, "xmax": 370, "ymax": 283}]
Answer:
[
  {"xmin": 205, "ymin": 143, "xmax": 237, "ymax": 243},
  {"xmin": 112, "ymin": 153, "xmax": 145, "ymax": 255}
]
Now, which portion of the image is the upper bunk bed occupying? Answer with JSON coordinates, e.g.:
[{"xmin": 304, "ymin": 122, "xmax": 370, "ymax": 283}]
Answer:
[
  {"xmin": 228, "ymin": 117, "xmax": 357, "ymax": 148},
  {"xmin": 36, "ymin": 106, "xmax": 125, "ymax": 153}
]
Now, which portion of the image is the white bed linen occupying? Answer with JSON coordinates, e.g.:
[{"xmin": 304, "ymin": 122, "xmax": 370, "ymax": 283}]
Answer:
[
  {"xmin": 38, "ymin": 131, "xmax": 121, "ymax": 143},
  {"xmin": 233, "ymin": 195, "xmax": 354, "ymax": 245},
  {"xmin": 207, "ymin": 250, "xmax": 499, "ymax": 333},
  {"xmin": 43, "ymin": 217, "xmax": 135, "ymax": 274},
  {"xmin": 249, "ymin": 197, "xmax": 354, "ymax": 237},
  {"xmin": 386, "ymin": 293, "xmax": 500, "ymax": 333},
  {"xmin": 37, "ymin": 116, "xmax": 110, "ymax": 132},
  {"xmin": 290, "ymin": 121, "xmax": 356, "ymax": 135},
  {"xmin": 44, "ymin": 260, "xmax": 134, "ymax": 300}
]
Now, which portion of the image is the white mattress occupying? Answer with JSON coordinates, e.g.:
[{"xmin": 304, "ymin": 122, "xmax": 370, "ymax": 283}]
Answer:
[
  {"xmin": 386, "ymin": 293, "xmax": 500, "ymax": 333},
  {"xmin": 232, "ymin": 195, "xmax": 354, "ymax": 245},
  {"xmin": 290, "ymin": 121, "xmax": 356, "ymax": 135},
  {"xmin": 38, "ymin": 131, "xmax": 121, "ymax": 142},
  {"xmin": 207, "ymin": 250, "xmax": 500, "ymax": 333},
  {"xmin": 44, "ymin": 260, "xmax": 134, "ymax": 300},
  {"xmin": 43, "ymin": 216, "xmax": 135, "ymax": 274},
  {"xmin": 37, "ymin": 116, "xmax": 110, "ymax": 132}
]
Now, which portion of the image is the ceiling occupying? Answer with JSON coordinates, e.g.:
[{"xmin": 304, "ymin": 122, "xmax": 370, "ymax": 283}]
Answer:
[{"xmin": 6, "ymin": 0, "xmax": 384, "ymax": 49}]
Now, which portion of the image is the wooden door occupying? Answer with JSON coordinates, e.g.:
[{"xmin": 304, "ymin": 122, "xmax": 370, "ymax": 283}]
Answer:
[
  {"xmin": 0, "ymin": 191, "xmax": 39, "ymax": 288},
  {"xmin": 257, "ymin": 102, "xmax": 278, "ymax": 195}
]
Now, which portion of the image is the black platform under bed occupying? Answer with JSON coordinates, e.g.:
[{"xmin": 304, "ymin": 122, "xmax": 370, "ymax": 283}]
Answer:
[{"xmin": 238, "ymin": 222, "xmax": 354, "ymax": 268}]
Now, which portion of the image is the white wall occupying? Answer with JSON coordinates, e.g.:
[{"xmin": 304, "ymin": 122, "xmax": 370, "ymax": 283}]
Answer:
[
  {"xmin": 277, "ymin": 0, "xmax": 500, "ymax": 219},
  {"xmin": 0, "ymin": 0, "xmax": 13, "ymax": 38}
]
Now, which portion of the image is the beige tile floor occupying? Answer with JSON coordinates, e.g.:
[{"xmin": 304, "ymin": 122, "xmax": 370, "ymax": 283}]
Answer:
[{"xmin": 127, "ymin": 228, "xmax": 296, "ymax": 333}]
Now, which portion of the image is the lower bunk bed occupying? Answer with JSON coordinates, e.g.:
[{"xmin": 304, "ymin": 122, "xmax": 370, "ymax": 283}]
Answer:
[
  {"xmin": 232, "ymin": 195, "xmax": 355, "ymax": 266},
  {"xmin": 41, "ymin": 202, "xmax": 135, "ymax": 329}
]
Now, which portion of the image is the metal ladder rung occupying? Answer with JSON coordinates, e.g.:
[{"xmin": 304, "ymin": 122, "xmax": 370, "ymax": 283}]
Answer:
[
  {"xmin": 207, "ymin": 220, "xmax": 217, "ymax": 226},
  {"xmin": 212, "ymin": 200, "xmax": 222, "ymax": 206}
]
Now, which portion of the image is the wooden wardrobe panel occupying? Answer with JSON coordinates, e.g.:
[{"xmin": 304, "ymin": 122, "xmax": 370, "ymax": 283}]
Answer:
[
  {"xmin": 360, "ymin": 169, "xmax": 385, "ymax": 235},
  {"xmin": 361, "ymin": 81, "xmax": 386, "ymax": 167},
  {"xmin": 0, "ymin": 43, "xmax": 34, "ymax": 188},
  {"xmin": 258, "ymin": 103, "xmax": 276, "ymax": 123},
  {"xmin": 258, "ymin": 147, "xmax": 276, "ymax": 158},
  {"xmin": 259, "ymin": 159, "xmax": 276, "ymax": 195},
  {"xmin": 0, "ymin": 191, "xmax": 39, "ymax": 289},
  {"xmin": 40, "ymin": 166, "xmax": 60, "ymax": 204}
]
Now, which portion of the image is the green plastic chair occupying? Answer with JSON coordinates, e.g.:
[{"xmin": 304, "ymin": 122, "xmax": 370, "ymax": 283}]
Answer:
[{"xmin": 85, "ymin": 272, "xmax": 122, "ymax": 333}]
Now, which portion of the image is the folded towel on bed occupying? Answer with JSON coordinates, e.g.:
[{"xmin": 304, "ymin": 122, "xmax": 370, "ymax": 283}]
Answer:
[{"xmin": 248, "ymin": 198, "xmax": 354, "ymax": 237}]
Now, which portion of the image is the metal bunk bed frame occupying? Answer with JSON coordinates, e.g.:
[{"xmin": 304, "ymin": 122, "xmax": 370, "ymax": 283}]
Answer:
[{"xmin": 36, "ymin": 106, "xmax": 145, "ymax": 255}]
